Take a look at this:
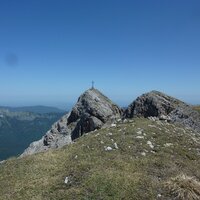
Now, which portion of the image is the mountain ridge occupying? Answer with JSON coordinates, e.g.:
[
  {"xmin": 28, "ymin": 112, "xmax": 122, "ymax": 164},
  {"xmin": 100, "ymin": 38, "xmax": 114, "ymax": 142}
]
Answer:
[
  {"xmin": 21, "ymin": 89, "xmax": 200, "ymax": 157},
  {"xmin": 0, "ymin": 105, "xmax": 65, "ymax": 114},
  {"xmin": 1, "ymin": 88, "xmax": 200, "ymax": 199},
  {"xmin": 21, "ymin": 88, "xmax": 122, "ymax": 156}
]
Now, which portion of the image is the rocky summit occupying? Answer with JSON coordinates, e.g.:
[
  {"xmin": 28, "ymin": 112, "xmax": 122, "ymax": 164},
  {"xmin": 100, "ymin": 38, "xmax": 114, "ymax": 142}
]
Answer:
[
  {"xmin": 21, "ymin": 88, "xmax": 122, "ymax": 156},
  {"xmin": 21, "ymin": 89, "xmax": 200, "ymax": 157},
  {"xmin": 125, "ymin": 90, "xmax": 200, "ymax": 132}
]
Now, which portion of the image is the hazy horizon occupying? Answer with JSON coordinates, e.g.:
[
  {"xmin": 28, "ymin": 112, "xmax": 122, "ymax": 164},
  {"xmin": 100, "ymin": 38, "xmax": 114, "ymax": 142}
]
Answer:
[{"xmin": 0, "ymin": 88, "xmax": 200, "ymax": 110}]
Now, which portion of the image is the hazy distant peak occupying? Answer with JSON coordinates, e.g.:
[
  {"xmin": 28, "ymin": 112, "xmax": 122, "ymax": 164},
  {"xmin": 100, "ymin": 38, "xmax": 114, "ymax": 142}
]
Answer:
[{"xmin": 0, "ymin": 105, "xmax": 65, "ymax": 114}]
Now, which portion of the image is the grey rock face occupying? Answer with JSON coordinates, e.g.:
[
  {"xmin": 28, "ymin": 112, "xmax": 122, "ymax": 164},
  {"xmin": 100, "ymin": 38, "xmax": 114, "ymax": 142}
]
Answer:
[
  {"xmin": 125, "ymin": 91, "xmax": 176, "ymax": 118},
  {"xmin": 169, "ymin": 106, "xmax": 200, "ymax": 132},
  {"xmin": 21, "ymin": 88, "xmax": 122, "ymax": 156},
  {"xmin": 125, "ymin": 90, "xmax": 200, "ymax": 132},
  {"xmin": 68, "ymin": 88, "xmax": 122, "ymax": 140}
]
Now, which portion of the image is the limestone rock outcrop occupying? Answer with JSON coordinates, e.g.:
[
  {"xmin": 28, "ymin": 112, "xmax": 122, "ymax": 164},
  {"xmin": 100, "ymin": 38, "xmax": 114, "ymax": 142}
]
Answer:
[
  {"xmin": 21, "ymin": 88, "xmax": 122, "ymax": 156},
  {"xmin": 125, "ymin": 90, "xmax": 200, "ymax": 132}
]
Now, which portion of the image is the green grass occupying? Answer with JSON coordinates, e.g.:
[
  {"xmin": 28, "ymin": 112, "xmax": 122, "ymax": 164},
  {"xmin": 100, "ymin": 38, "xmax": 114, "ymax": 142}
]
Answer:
[{"xmin": 0, "ymin": 118, "xmax": 200, "ymax": 199}]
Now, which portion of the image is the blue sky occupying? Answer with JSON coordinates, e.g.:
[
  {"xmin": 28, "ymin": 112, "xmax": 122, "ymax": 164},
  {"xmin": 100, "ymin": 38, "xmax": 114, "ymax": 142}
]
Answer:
[{"xmin": 0, "ymin": 0, "xmax": 200, "ymax": 109}]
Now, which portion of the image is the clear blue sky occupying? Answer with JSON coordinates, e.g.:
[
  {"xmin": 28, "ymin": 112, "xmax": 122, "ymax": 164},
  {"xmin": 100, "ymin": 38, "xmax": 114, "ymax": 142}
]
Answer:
[{"xmin": 0, "ymin": 0, "xmax": 200, "ymax": 109}]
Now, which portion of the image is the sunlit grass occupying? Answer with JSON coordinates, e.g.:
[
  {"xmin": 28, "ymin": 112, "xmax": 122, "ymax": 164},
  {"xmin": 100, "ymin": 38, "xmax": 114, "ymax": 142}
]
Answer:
[{"xmin": 0, "ymin": 118, "xmax": 200, "ymax": 199}]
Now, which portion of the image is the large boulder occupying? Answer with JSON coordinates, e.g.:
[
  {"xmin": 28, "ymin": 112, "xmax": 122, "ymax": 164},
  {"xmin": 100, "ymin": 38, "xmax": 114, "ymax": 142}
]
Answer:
[
  {"xmin": 125, "ymin": 90, "xmax": 200, "ymax": 132},
  {"xmin": 21, "ymin": 88, "xmax": 122, "ymax": 156}
]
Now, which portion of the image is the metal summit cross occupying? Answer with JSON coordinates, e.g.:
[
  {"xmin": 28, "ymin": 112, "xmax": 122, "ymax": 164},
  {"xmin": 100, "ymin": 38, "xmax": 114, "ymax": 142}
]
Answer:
[{"xmin": 91, "ymin": 81, "xmax": 94, "ymax": 89}]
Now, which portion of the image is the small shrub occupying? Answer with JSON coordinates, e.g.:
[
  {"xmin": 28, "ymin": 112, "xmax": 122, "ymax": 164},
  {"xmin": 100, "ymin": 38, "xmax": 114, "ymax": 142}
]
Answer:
[{"xmin": 165, "ymin": 174, "xmax": 200, "ymax": 200}]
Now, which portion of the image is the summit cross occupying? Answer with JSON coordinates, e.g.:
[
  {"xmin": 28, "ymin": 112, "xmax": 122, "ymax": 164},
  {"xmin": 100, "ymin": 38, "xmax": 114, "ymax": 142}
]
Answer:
[{"xmin": 92, "ymin": 81, "xmax": 94, "ymax": 89}]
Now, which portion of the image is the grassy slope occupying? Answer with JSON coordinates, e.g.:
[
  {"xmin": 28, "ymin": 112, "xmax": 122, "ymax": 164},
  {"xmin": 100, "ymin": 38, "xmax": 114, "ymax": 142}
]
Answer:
[
  {"xmin": 193, "ymin": 106, "xmax": 200, "ymax": 114},
  {"xmin": 0, "ymin": 118, "xmax": 200, "ymax": 200}
]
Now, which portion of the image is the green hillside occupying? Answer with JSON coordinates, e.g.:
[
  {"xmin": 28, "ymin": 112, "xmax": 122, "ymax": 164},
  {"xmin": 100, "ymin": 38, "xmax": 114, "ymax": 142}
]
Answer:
[
  {"xmin": 0, "ymin": 118, "xmax": 200, "ymax": 200},
  {"xmin": 0, "ymin": 111, "xmax": 64, "ymax": 160}
]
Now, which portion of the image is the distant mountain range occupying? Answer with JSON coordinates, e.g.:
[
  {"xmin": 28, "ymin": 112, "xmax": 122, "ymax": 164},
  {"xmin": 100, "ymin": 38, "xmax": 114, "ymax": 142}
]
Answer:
[
  {"xmin": 0, "ymin": 106, "xmax": 66, "ymax": 160},
  {"xmin": 0, "ymin": 105, "xmax": 65, "ymax": 114}
]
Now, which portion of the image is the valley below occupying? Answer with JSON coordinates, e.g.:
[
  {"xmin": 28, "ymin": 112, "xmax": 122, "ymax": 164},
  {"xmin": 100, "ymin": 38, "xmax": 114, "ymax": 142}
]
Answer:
[{"xmin": 0, "ymin": 107, "xmax": 65, "ymax": 160}]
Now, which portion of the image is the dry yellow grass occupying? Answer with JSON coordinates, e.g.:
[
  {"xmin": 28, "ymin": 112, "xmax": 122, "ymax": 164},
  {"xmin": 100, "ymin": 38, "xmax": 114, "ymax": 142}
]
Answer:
[{"xmin": 165, "ymin": 174, "xmax": 200, "ymax": 200}]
